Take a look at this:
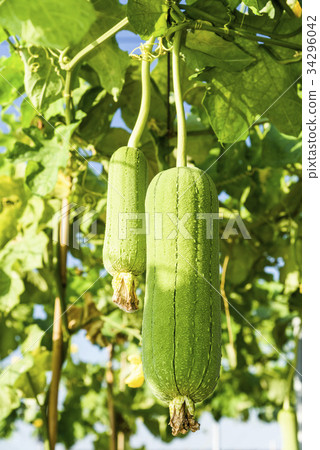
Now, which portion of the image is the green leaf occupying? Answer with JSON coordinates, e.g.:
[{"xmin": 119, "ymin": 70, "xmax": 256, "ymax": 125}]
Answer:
[
  {"xmin": 21, "ymin": 324, "xmax": 44, "ymax": 353},
  {"xmin": 0, "ymin": 270, "xmax": 24, "ymax": 311},
  {"xmin": 0, "ymin": 53, "xmax": 24, "ymax": 105},
  {"xmin": 20, "ymin": 98, "xmax": 36, "ymax": 127},
  {"xmin": 0, "ymin": 269, "xmax": 10, "ymax": 296},
  {"xmin": 7, "ymin": 124, "xmax": 77, "ymax": 196},
  {"xmin": 226, "ymin": 0, "xmax": 241, "ymax": 9},
  {"xmin": 0, "ymin": 354, "xmax": 34, "ymax": 386},
  {"xmin": 185, "ymin": 0, "xmax": 231, "ymax": 24},
  {"xmin": 88, "ymin": 40, "xmax": 129, "ymax": 101},
  {"xmin": 241, "ymin": 0, "xmax": 270, "ymax": 15},
  {"xmin": 203, "ymin": 75, "xmax": 254, "ymax": 143},
  {"xmin": 76, "ymin": 1, "xmax": 129, "ymax": 100},
  {"xmin": 226, "ymin": 243, "xmax": 258, "ymax": 285},
  {"xmin": 0, "ymin": 386, "xmax": 20, "ymax": 421},
  {"xmin": 127, "ymin": 0, "xmax": 169, "ymax": 38},
  {"xmin": 202, "ymin": 42, "xmax": 301, "ymax": 142},
  {"xmin": 20, "ymin": 46, "xmax": 64, "ymax": 112},
  {"xmin": 260, "ymin": 126, "xmax": 301, "ymax": 167},
  {"xmin": 0, "ymin": 27, "xmax": 6, "ymax": 42},
  {"xmin": 1, "ymin": 230, "xmax": 48, "ymax": 272},
  {"xmin": 14, "ymin": 349, "xmax": 51, "ymax": 397},
  {"xmin": 182, "ymin": 30, "xmax": 256, "ymax": 73},
  {"xmin": 90, "ymin": 127, "xmax": 130, "ymax": 156},
  {"xmin": 267, "ymin": 378, "xmax": 287, "ymax": 404},
  {"xmin": 0, "ymin": 176, "xmax": 29, "ymax": 248},
  {"xmin": 0, "ymin": 0, "xmax": 96, "ymax": 49}
]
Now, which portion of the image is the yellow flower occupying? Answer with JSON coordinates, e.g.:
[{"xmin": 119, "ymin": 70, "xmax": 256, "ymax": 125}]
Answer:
[
  {"xmin": 70, "ymin": 343, "xmax": 78, "ymax": 354},
  {"xmin": 125, "ymin": 354, "xmax": 144, "ymax": 388},
  {"xmin": 33, "ymin": 418, "xmax": 43, "ymax": 428}
]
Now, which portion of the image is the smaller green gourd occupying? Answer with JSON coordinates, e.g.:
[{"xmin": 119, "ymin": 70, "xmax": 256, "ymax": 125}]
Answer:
[
  {"xmin": 103, "ymin": 146, "xmax": 147, "ymax": 312},
  {"xmin": 103, "ymin": 37, "xmax": 154, "ymax": 312}
]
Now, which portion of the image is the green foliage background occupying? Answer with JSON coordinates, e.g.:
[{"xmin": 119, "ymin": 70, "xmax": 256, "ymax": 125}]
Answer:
[{"xmin": 0, "ymin": 0, "xmax": 301, "ymax": 448}]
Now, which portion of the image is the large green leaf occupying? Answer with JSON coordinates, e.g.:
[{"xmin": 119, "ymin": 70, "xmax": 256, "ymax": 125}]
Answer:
[
  {"xmin": 0, "ymin": 0, "xmax": 96, "ymax": 49},
  {"xmin": 0, "ymin": 53, "xmax": 24, "ymax": 105},
  {"xmin": 185, "ymin": 0, "xmax": 231, "ymax": 24},
  {"xmin": 75, "ymin": 0, "xmax": 129, "ymax": 100},
  {"xmin": 202, "ymin": 43, "xmax": 301, "ymax": 142},
  {"xmin": 203, "ymin": 74, "xmax": 255, "ymax": 143},
  {"xmin": 0, "ymin": 386, "xmax": 20, "ymax": 421},
  {"xmin": 0, "ymin": 177, "xmax": 29, "ymax": 248},
  {"xmin": 0, "ymin": 269, "xmax": 24, "ymax": 313},
  {"xmin": 241, "ymin": 0, "xmax": 270, "ymax": 14},
  {"xmin": 87, "ymin": 40, "xmax": 129, "ymax": 101},
  {"xmin": 260, "ymin": 126, "xmax": 301, "ymax": 167},
  {"xmin": 182, "ymin": 30, "xmax": 256, "ymax": 72},
  {"xmin": 20, "ymin": 46, "xmax": 64, "ymax": 112},
  {"xmin": 7, "ymin": 124, "xmax": 78, "ymax": 196},
  {"xmin": 1, "ymin": 231, "xmax": 48, "ymax": 272},
  {"xmin": 127, "ymin": 0, "xmax": 169, "ymax": 38},
  {"xmin": 14, "ymin": 349, "xmax": 51, "ymax": 397}
]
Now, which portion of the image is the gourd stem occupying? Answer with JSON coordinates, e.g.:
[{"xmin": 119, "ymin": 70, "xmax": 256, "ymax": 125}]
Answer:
[
  {"xmin": 128, "ymin": 37, "xmax": 155, "ymax": 148},
  {"xmin": 62, "ymin": 17, "xmax": 129, "ymax": 72},
  {"xmin": 166, "ymin": 22, "xmax": 302, "ymax": 52},
  {"xmin": 62, "ymin": 18, "xmax": 129, "ymax": 124},
  {"xmin": 172, "ymin": 30, "xmax": 187, "ymax": 168}
]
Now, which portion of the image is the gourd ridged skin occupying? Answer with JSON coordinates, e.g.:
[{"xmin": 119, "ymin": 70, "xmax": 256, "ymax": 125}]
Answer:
[
  {"xmin": 103, "ymin": 146, "xmax": 147, "ymax": 311},
  {"xmin": 142, "ymin": 167, "xmax": 221, "ymax": 420}
]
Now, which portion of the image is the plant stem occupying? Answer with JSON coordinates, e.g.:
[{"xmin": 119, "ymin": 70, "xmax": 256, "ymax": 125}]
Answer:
[
  {"xmin": 48, "ymin": 198, "xmax": 69, "ymax": 449},
  {"xmin": 180, "ymin": 5, "xmax": 302, "ymax": 39},
  {"xmin": 220, "ymin": 255, "xmax": 237, "ymax": 369},
  {"xmin": 200, "ymin": 23, "xmax": 301, "ymax": 51},
  {"xmin": 128, "ymin": 36, "xmax": 155, "ymax": 148},
  {"xmin": 59, "ymin": 197, "xmax": 69, "ymax": 291},
  {"xmin": 166, "ymin": 51, "xmax": 171, "ymax": 138},
  {"xmin": 172, "ymin": 30, "xmax": 187, "ymax": 168},
  {"xmin": 26, "ymin": 372, "xmax": 51, "ymax": 449},
  {"xmin": 106, "ymin": 344, "xmax": 117, "ymax": 450},
  {"xmin": 3, "ymin": 28, "xmax": 18, "ymax": 52},
  {"xmin": 63, "ymin": 18, "xmax": 129, "ymax": 72},
  {"xmin": 62, "ymin": 17, "xmax": 128, "ymax": 125},
  {"xmin": 48, "ymin": 296, "xmax": 63, "ymax": 450},
  {"xmin": 166, "ymin": 21, "xmax": 302, "ymax": 52},
  {"xmin": 117, "ymin": 432, "xmax": 125, "ymax": 450},
  {"xmin": 64, "ymin": 70, "xmax": 73, "ymax": 126},
  {"xmin": 221, "ymin": 27, "xmax": 302, "ymax": 51}
]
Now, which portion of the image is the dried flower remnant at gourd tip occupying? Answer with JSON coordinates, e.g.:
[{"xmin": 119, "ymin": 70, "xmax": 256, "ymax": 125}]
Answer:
[{"xmin": 112, "ymin": 272, "xmax": 139, "ymax": 312}]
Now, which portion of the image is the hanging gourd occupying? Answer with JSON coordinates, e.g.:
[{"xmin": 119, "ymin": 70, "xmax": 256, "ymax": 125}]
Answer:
[
  {"xmin": 142, "ymin": 31, "xmax": 221, "ymax": 435},
  {"xmin": 103, "ymin": 38, "xmax": 154, "ymax": 312}
]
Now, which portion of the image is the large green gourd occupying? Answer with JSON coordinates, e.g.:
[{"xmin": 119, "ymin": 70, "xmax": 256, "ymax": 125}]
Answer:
[
  {"xmin": 103, "ymin": 146, "xmax": 147, "ymax": 312},
  {"xmin": 142, "ymin": 166, "xmax": 221, "ymax": 435}
]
